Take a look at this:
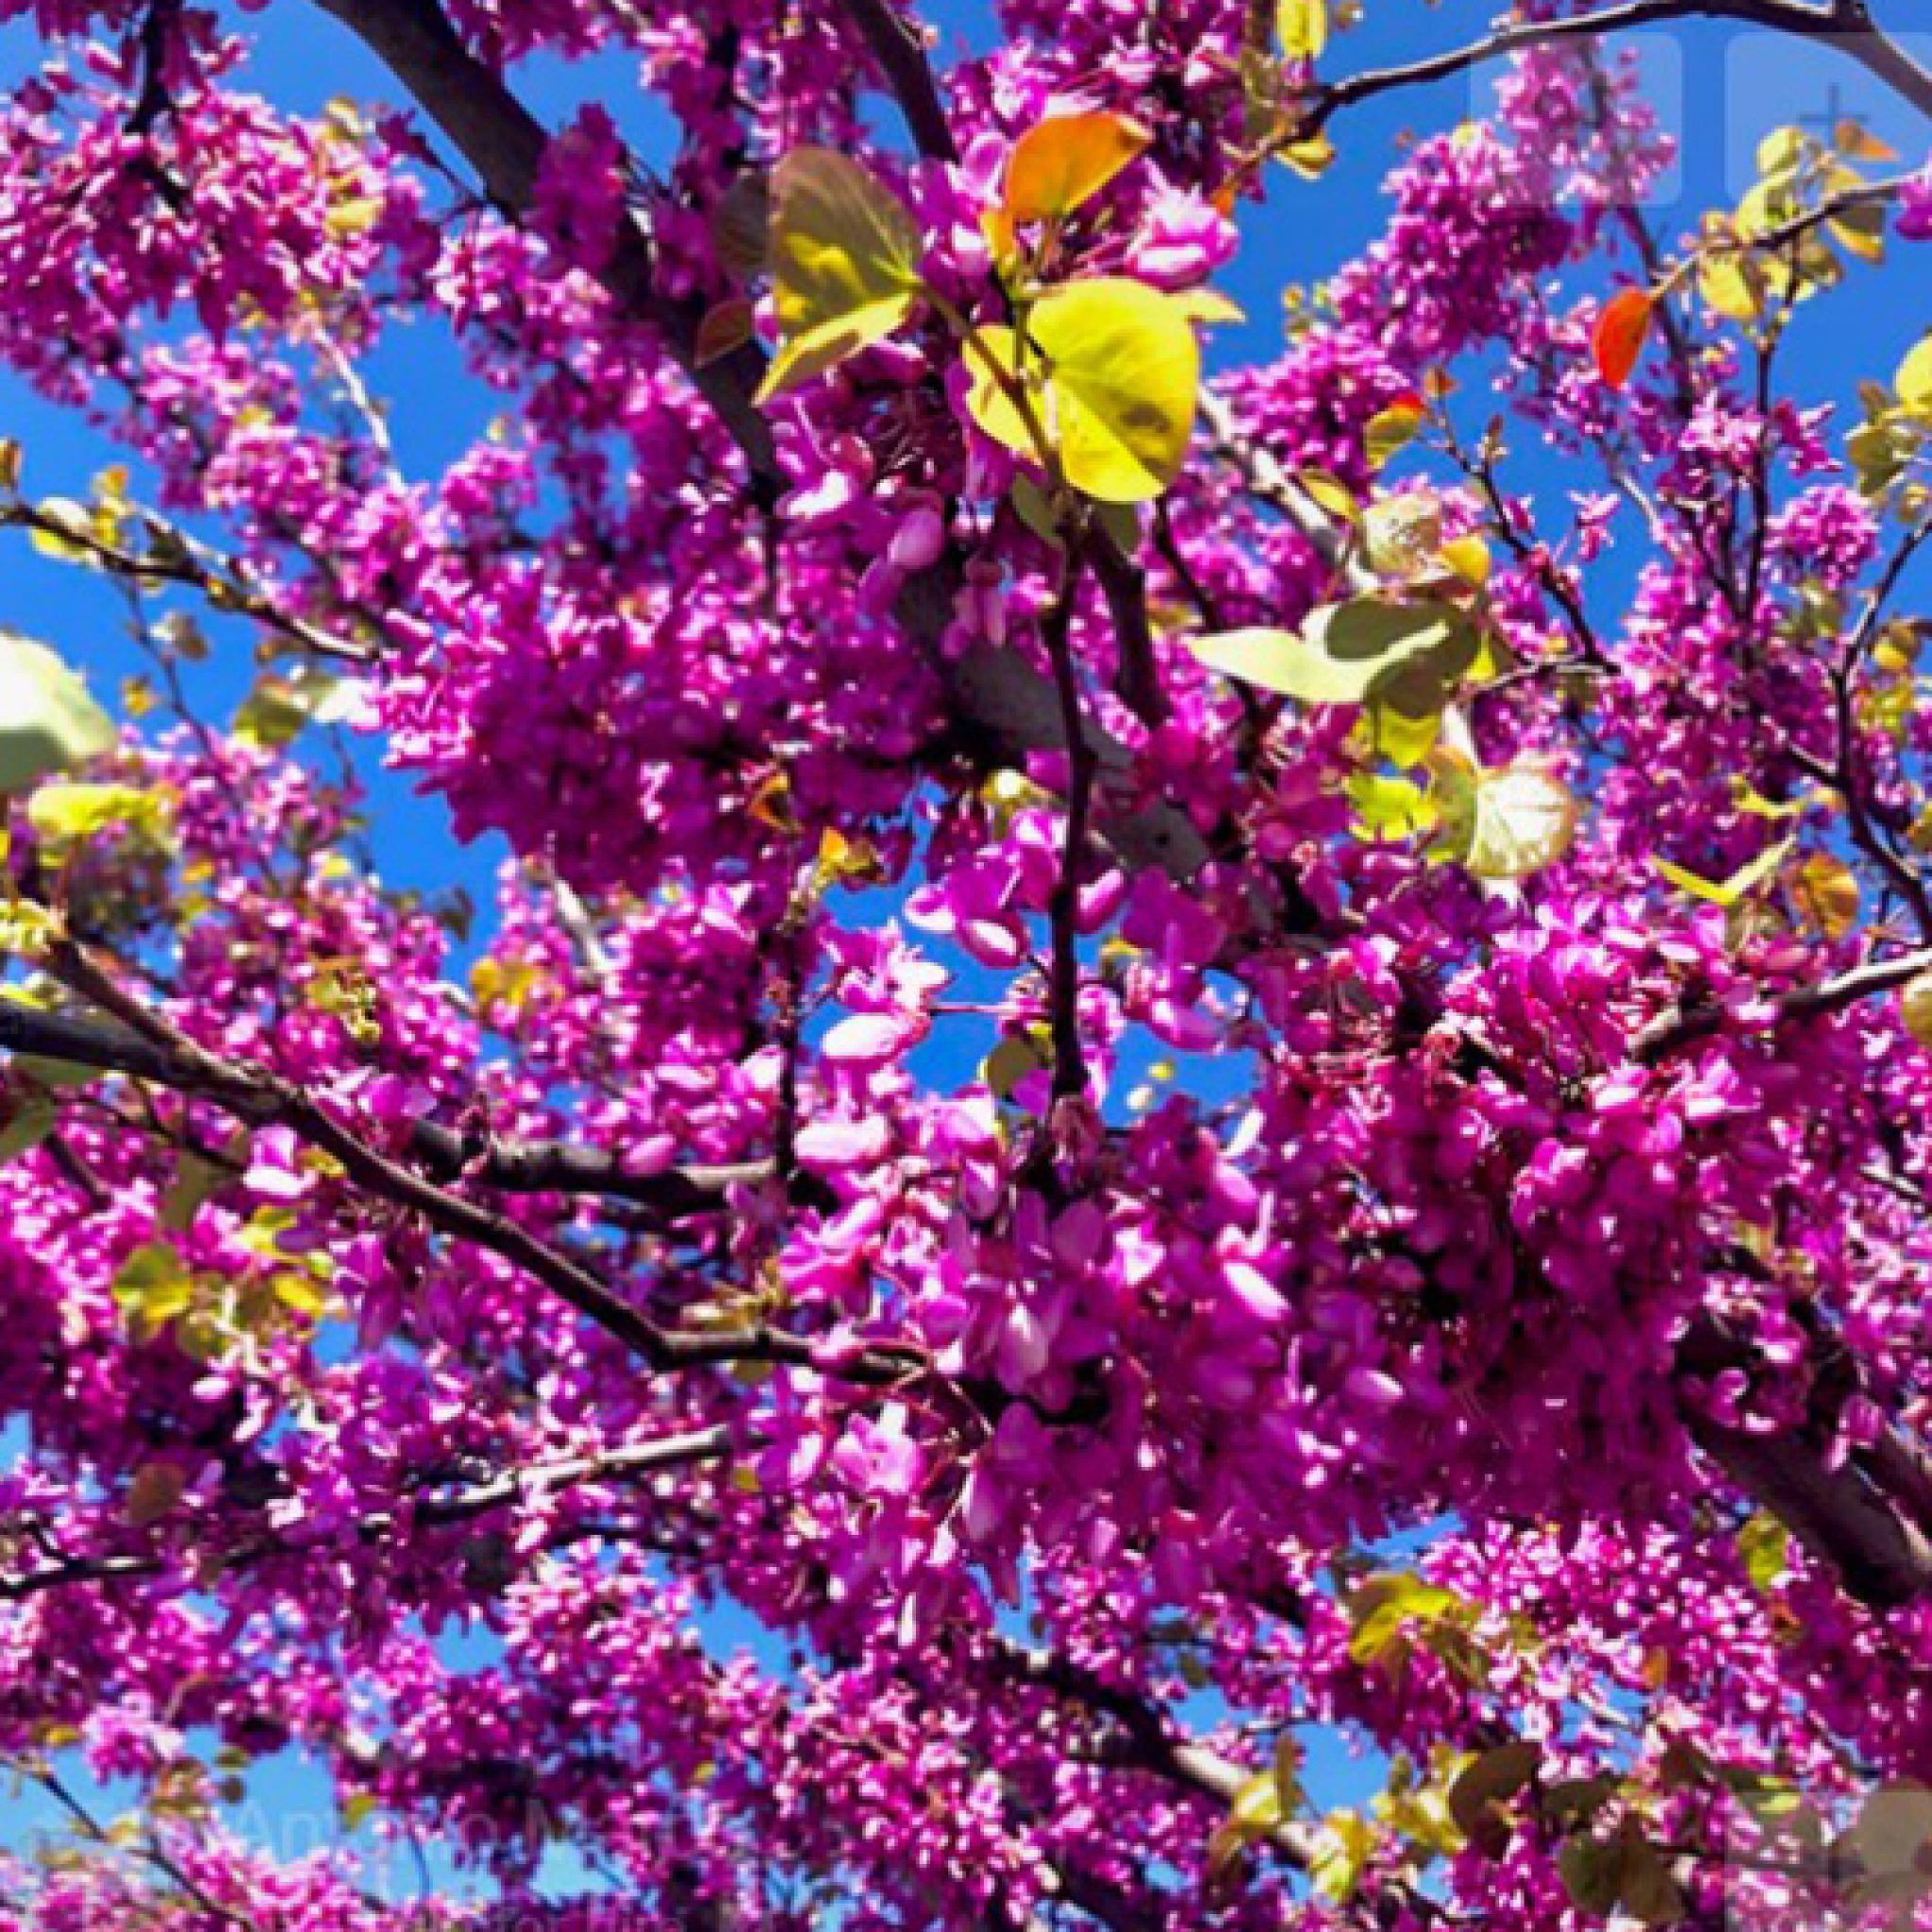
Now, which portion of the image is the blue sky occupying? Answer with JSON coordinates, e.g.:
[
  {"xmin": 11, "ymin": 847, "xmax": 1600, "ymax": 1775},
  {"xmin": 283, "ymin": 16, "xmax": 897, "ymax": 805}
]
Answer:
[{"xmin": 0, "ymin": 0, "xmax": 1926, "ymax": 1913}]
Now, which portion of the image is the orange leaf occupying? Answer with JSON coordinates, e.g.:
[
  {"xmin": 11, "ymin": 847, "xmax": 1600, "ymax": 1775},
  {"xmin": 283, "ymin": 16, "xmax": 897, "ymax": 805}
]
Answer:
[
  {"xmin": 1004, "ymin": 111, "xmax": 1150, "ymax": 225},
  {"xmin": 1592, "ymin": 289, "xmax": 1655, "ymax": 389}
]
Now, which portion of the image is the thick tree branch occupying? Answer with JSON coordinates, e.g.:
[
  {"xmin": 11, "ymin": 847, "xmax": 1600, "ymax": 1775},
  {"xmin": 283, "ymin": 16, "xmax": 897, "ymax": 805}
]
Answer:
[
  {"xmin": 310, "ymin": 0, "xmax": 780, "ymax": 486},
  {"xmin": 1043, "ymin": 558, "xmax": 1098, "ymax": 1102},
  {"xmin": 1679, "ymin": 1314, "xmax": 1932, "ymax": 1606},
  {"xmin": 1690, "ymin": 1412, "xmax": 1932, "ymax": 1605}
]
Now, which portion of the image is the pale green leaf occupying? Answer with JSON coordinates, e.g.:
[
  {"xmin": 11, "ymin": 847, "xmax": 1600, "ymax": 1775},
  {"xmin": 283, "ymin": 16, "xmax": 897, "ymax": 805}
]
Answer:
[{"xmin": 0, "ymin": 630, "xmax": 115, "ymax": 793}]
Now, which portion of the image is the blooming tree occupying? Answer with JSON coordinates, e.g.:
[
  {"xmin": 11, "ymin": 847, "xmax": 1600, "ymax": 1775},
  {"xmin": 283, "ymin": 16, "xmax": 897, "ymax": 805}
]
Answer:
[{"xmin": 0, "ymin": 0, "xmax": 1930, "ymax": 1924}]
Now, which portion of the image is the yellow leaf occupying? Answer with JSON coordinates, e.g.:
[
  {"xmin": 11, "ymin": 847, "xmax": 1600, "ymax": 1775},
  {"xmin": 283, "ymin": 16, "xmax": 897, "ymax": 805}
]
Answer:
[
  {"xmin": 967, "ymin": 279, "xmax": 1201, "ymax": 502},
  {"xmin": 1367, "ymin": 703, "xmax": 1441, "ymax": 767},
  {"xmin": 1193, "ymin": 599, "xmax": 1476, "ymax": 708},
  {"xmin": 26, "ymin": 497, "xmax": 99, "ymax": 565},
  {"xmin": 1755, "ymin": 125, "xmax": 1809, "ymax": 180},
  {"xmin": 1827, "ymin": 197, "xmax": 1887, "ymax": 265},
  {"xmin": 1230, "ymin": 1771, "xmax": 1285, "ymax": 1835},
  {"xmin": 1348, "ymin": 771, "xmax": 1435, "ymax": 841},
  {"xmin": 1656, "ymin": 838, "xmax": 1790, "ymax": 908},
  {"xmin": 1901, "ymin": 972, "xmax": 1932, "ymax": 1048},
  {"xmin": 755, "ymin": 148, "xmax": 923, "ymax": 404},
  {"xmin": 272, "ymin": 1271, "xmax": 329, "ymax": 1318},
  {"xmin": 962, "ymin": 324, "xmax": 1034, "ymax": 454},
  {"xmin": 1896, "ymin": 333, "xmax": 1932, "ymax": 416},
  {"xmin": 1297, "ymin": 468, "xmax": 1361, "ymax": 526},
  {"xmin": 27, "ymin": 781, "xmax": 167, "ymax": 846},
  {"xmin": 114, "ymin": 1241, "xmax": 194, "ymax": 1327},
  {"xmin": 1276, "ymin": 132, "xmax": 1336, "ymax": 179},
  {"xmin": 1790, "ymin": 850, "xmax": 1858, "ymax": 938},
  {"xmin": 325, "ymin": 192, "xmax": 385, "ymax": 241},
  {"xmin": 1171, "ymin": 288, "xmax": 1246, "ymax": 327},
  {"xmin": 1697, "ymin": 249, "xmax": 1764, "ymax": 323},
  {"xmin": 1440, "ymin": 534, "xmax": 1491, "ymax": 586},
  {"xmin": 1363, "ymin": 398, "xmax": 1424, "ymax": 471},
  {"xmin": 1004, "ymin": 111, "xmax": 1150, "ymax": 225},
  {"xmin": 1309, "ymin": 1810, "xmax": 1377, "ymax": 1905},
  {"xmin": 1276, "ymin": 0, "xmax": 1328, "ymax": 60}
]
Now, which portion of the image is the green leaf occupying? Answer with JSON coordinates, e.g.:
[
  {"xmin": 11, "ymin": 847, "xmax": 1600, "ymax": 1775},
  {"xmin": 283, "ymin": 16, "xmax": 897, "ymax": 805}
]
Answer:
[
  {"xmin": 1191, "ymin": 598, "xmax": 1478, "ymax": 709},
  {"xmin": 755, "ymin": 148, "xmax": 923, "ymax": 403},
  {"xmin": 1617, "ymin": 1833, "xmax": 1688, "ymax": 1925},
  {"xmin": 0, "ymin": 630, "xmax": 115, "ymax": 793},
  {"xmin": 1447, "ymin": 1742, "xmax": 1540, "ymax": 1857},
  {"xmin": 160, "ymin": 1150, "xmax": 231, "ymax": 1235},
  {"xmin": 0, "ymin": 1099, "xmax": 55, "ymax": 1162},
  {"xmin": 1559, "ymin": 1836, "xmax": 1625, "ymax": 1915},
  {"xmin": 1540, "ymin": 1774, "xmax": 1623, "ymax": 1828},
  {"xmin": 965, "ymin": 279, "xmax": 1202, "ymax": 502},
  {"xmin": 113, "ymin": 1241, "xmax": 194, "ymax": 1328},
  {"xmin": 1345, "ymin": 1571, "xmax": 1462, "ymax": 1668},
  {"xmin": 1849, "ymin": 1785, "xmax": 1932, "ymax": 1887},
  {"xmin": 984, "ymin": 1030, "xmax": 1052, "ymax": 1102}
]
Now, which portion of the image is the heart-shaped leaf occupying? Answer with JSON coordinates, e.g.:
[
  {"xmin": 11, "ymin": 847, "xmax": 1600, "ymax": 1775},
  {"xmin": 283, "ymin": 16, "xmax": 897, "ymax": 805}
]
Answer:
[
  {"xmin": 965, "ymin": 278, "xmax": 1201, "ymax": 502},
  {"xmin": 0, "ymin": 629, "xmax": 115, "ymax": 793},
  {"xmin": 1191, "ymin": 598, "xmax": 1478, "ymax": 709},
  {"xmin": 755, "ymin": 148, "xmax": 923, "ymax": 403},
  {"xmin": 1004, "ymin": 111, "xmax": 1150, "ymax": 225}
]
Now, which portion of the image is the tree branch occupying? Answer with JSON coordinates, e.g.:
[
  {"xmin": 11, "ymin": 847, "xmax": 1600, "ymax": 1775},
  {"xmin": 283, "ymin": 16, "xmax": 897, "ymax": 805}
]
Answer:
[
  {"xmin": 0, "ymin": 995, "xmax": 763, "ymax": 1219},
  {"xmin": 1633, "ymin": 944, "xmax": 1932, "ymax": 1062},
  {"xmin": 1311, "ymin": 0, "xmax": 1932, "ymax": 130},
  {"xmin": 40, "ymin": 938, "xmax": 923, "ymax": 1388},
  {"xmin": 992, "ymin": 1641, "xmax": 1445, "ymax": 1918},
  {"xmin": 1043, "ymin": 558, "xmax": 1097, "ymax": 1103},
  {"xmin": 838, "ymin": 0, "xmax": 958, "ymax": 163},
  {"xmin": 0, "ymin": 1426, "xmax": 737, "ymax": 1603},
  {"xmin": 310, "ymin": 0, "xmax": 780, "ymax": 487}
]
